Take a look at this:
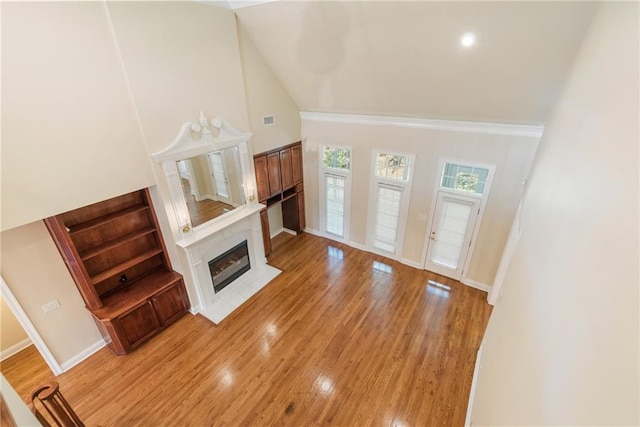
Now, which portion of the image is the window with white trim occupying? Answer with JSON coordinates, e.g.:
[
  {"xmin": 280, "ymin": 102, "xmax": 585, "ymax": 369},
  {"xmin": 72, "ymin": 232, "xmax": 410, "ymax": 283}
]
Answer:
[
  {"xmin": 375, "ymin": 153, "xmax": 411, "ymax": 182},
  {"xmin": 368, "ymin": 151, "xmax": 414, "ymax": 256},
  {"xmin": 319, "ymin": 146, "xmax": 351, "ymax": 240},
  {"xmin": 440, "ymin": 162, "xmax": 489, "ymax": 195}
]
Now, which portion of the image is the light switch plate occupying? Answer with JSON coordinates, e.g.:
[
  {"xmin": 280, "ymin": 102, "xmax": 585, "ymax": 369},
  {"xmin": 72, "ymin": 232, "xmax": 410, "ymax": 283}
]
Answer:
[{"xmin": 42, "ymin": 299, "xmax": 60, "ymax": 313}]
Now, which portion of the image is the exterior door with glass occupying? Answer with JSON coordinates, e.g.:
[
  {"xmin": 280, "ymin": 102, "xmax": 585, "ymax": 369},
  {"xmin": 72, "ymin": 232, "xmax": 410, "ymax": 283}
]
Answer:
[{"xmin": 425, "ymin": 191, "xmax": 481, "ymax": 280}]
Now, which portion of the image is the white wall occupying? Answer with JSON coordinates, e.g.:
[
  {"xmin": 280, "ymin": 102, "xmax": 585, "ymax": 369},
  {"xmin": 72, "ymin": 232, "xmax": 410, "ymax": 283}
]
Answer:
[
  {"xmin": 1, "ymin": 221, "xmax": 104, "ymax": 365},
  {"xmin": 106, "ymin": 1, "xmax": 250, "ymax": 154},
  {"xmin": 0, "ymin": 374, "xmax": 41, "ymax": 425},
  {"xmin": 471, "ymin": 3, "xmax": 639, "ymax": 425},
  {"xmin": 1, "ymin": 2, "xmax": 156, "ymax": 231},
  {"xmin": 0, "ymin": 296, "xmax": 29, "ymax": 354},
  {"xmin": 237, "ymin": 21, "xmax": 301, "ymax": 154},
  {"xmin": 302, "ymin": 118, "xmax": 540, "ymax": 286}
]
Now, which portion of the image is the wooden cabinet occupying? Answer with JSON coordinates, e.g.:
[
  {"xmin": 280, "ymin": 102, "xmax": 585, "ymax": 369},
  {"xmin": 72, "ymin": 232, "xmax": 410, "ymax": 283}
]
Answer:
[
  {"xmin": 291, "ymin": 144, "xmax": 303, "ymax": 184},
  {"xmin": 297, "ymin": 190, "xmax": 306, "ymax": 231},
  {"xmin": 254, "ymin": 155, "xmax": 270, "ymax": 202},
  {"xmin": 279, "ymin": 147, "xmax": 294, "ymax": 190},
  {"xmin": 255, "ymin": 143, "xmax": 304, "ymax": 202},
  {"xmin": 266, "ymin": 152, "xmax": 282, "ymax": 197},
  {"xmin": 253, "ymin": 142, "xmax": 305, "ymax": 254},
  {"xmin": 152, "ymin": 280, "xmax": 189, "ymax": 326},
  {"xmin": 116, "ymin": 301, "xmax": 159, "ymax": 351},
  {"xmin": 45, "ymin": 189, "xmax": 188, "ymax": 356},
  {"xmin": 259, "ymin": 209, "xmax": 272, "ymax": 256}
]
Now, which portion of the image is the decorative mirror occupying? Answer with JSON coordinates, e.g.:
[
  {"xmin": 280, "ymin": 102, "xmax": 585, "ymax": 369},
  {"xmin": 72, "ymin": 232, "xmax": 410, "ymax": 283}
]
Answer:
[{"xmin": 152, "ymin": 112, "xmax": 256, "ymax": 234}]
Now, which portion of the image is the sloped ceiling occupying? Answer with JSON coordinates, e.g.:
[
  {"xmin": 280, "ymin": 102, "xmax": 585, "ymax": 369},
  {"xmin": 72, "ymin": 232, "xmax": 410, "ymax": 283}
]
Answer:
[{"xmin": 235, "ymin": 1, "xmax": 598, "ymax": 125}]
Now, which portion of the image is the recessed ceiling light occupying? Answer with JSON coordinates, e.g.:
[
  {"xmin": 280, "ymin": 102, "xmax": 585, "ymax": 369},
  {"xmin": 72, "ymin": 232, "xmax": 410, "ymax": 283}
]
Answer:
[{"xmin": 460, "ymin": 32, "xmax": 476, "ymax": 48}]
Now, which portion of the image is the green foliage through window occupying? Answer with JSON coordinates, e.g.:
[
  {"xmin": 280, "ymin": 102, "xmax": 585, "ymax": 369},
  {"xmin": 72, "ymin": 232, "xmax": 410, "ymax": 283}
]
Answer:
[
  {"xmin": 441, "ymin": 163, "xmax": 489, "ymax": 195},
  {"xmin": 375, "ymin": 153, "xmax": 410, "ymax": 182},
  {"xmin": 322, "ymin": 147, "xmax": 350, "ymax": 170}
]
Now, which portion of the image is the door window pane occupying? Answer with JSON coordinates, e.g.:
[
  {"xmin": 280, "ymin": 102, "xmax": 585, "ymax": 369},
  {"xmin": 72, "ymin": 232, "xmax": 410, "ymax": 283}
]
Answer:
[{"xmin": 430, "ymin": 199, "xmax": 473, "ymax": 269}]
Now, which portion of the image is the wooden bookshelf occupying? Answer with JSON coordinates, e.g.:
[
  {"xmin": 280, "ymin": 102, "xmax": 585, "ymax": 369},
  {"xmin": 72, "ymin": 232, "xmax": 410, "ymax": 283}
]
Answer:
[{"xmin": 44, "ymin": 189, "xmax": 189, "ymax": 356}]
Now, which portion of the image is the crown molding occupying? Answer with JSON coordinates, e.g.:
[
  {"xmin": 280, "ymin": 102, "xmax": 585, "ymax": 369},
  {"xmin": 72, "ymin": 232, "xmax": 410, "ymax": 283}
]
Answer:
[
  {"xmin": 299, "ymin": 111, "xmax": 545, "ymax": 138},
  {"xmin": 201, "ymin": 0, "xmax": 280, "ymax": 9}
]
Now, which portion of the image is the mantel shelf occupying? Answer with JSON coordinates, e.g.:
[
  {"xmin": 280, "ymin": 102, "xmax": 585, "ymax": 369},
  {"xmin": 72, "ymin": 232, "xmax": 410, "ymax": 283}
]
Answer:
[{"xmin": 176, "ymin": 203, "xmax": 264, "ymax": 249}]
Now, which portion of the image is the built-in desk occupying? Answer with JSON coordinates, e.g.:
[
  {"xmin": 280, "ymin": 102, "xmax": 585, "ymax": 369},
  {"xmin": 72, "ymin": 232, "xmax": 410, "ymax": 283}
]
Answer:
[{"xmin": 254, "ymin": 141, "xmax": 305, "ymax": 255}]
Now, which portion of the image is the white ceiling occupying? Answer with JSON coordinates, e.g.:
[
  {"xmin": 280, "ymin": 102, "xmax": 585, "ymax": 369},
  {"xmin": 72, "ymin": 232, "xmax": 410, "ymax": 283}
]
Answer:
[{"xmin": 235, "ymin": 1, "xmax": 599, "ymax": 125}]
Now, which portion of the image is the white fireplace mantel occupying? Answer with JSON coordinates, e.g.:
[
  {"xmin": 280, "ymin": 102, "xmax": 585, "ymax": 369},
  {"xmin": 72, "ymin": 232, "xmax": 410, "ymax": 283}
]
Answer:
[
  {"xmin": 152, "ymin": 114, "xmax": 281, "ymax": 323},
  {"xmin": 175, "ymin": 204, "xmax": 264, "ymax": 249},
  {"xmin": 176, "ymin": 203, "xmax": 280, "ymax": 324}
]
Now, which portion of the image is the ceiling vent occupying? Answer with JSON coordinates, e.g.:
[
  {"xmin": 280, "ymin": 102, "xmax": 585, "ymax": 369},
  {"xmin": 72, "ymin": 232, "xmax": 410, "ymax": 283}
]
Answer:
[{"xmin": 263, "ymin": 115, "xmax": 275, "ymax": 126}]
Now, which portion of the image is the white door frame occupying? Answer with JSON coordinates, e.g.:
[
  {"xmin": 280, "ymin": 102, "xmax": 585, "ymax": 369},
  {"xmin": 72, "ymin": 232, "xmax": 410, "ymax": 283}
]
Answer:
[
  {"xmin": 425, "ymin": 191, "xmax": 481, "ymax": 280},
  {"xmin": 421, "ymin": 158, "xmax": 495, "ymax": 282},
  {"xmin": 318, "ymin": 144, "xmax": 352, "ymax": 244},
  {"xmin": 366, "ymin": 150, "xmax": 415, "ymax": 260},
  {"xmin": 1, "ymin": 275, "xmax": 62, "ymax": 375}
]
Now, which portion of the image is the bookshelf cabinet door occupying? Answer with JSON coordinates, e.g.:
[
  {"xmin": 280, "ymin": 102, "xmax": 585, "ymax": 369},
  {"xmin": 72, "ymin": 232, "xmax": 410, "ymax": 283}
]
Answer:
[
  {"xmin": 116, "ymin": 301, "xmax": 159, "ymax": 351},
  {"xmin": 152, "ymin": 281, "xmax": 189, "ymax": 326}
]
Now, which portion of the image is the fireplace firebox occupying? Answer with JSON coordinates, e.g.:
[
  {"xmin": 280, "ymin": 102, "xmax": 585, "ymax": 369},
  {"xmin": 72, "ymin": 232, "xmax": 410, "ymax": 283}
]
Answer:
[{"xmin": 208, "ymin": 241, "xmax": 251, "ymax": 293}]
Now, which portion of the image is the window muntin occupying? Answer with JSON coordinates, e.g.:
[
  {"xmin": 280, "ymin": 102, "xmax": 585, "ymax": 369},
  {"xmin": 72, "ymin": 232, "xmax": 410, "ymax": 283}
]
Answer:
[
  {"xmin": 375, "ymin": 153, "xmax": 410, "ymax": 182},
  {"xmin": 441, "ymin": 162, "xmax": 489, "ymax": 195},
  {"xmin": 322, "ymin": 146, "xmax": 351, "ymax": 171}
]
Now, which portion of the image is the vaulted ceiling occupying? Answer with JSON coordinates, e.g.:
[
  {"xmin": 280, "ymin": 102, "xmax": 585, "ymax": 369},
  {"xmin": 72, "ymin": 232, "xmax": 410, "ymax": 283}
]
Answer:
[{"xmin": 234, "ymin": 1, "xmax": 598, "ymax": 125}]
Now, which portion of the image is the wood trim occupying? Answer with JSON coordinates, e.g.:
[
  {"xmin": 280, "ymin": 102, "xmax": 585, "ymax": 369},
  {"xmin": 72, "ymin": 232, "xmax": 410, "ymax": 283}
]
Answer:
[
  {"xmin": 43, "ymin": 216, "xmax": 103, "ymax": 310},
  {"xmin": 142, "ymin": 188, "xmax": 173, "ymax": 271}
]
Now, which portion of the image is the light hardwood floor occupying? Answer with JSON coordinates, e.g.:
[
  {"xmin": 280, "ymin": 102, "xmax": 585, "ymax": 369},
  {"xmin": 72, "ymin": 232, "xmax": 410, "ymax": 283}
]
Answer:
[
  {"xmin": 182, "ymin": 178, "xmax": 235, "ymax": 228},
  {"xmin": 1, "ymin": 233, "xmax": 492, "ymax": 426}
]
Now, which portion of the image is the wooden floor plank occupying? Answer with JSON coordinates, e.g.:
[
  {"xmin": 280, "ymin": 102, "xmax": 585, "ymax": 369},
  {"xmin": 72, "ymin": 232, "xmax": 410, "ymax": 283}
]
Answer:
[{"xmin": 1, "ymin": 233, "xmax": 492, "ymax": 426}]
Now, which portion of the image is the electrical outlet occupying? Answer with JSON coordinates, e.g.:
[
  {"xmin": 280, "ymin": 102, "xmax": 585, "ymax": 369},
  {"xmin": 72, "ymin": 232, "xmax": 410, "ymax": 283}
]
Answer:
[{"xmin": 42, "ymin": 299, "xmax": 60, "ymax": 314}]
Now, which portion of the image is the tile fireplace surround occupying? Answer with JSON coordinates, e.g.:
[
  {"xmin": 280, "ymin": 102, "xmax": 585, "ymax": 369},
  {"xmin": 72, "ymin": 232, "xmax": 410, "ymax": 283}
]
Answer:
[{"xmin": 176, "ymin": 205, "xmax": 280, "ymax": 324}]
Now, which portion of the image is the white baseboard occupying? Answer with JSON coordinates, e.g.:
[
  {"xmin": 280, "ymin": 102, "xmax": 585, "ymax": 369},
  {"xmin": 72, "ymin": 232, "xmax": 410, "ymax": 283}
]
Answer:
[
  {"xmin": 60, "ymin": 339, "xmax": 106, "ymax": 372},
  {"xmin": 271, "ymin": 228, "xmax": 298, "ymax": 239},
  {"xmin": 282, "ymin": 228, "xmax": 297, "ymax": 236},
  {"xmin": 465, "ymin": 341, "xmax": 484, "ymax": 426},
  {"xmin": 0, "ymin": 338, "xmax": 33, "ymax": 361},
  {"xmin": 303, "ymin": 227, "xmax": 322, "ymax": 237},
  {"xmin": 461, "ymin": 278, "xmax": 492, "ymax": 293},
  {"xmin": 347, "ymin": 240, "xmax": 367, "ymax": 251},
  {"xmin": 400, "ymin": 258, "xmax": 423, "ymax": 269},
  {"xmin": 270, "ymin": 226, "xmax": 284, "ymax": 238}
]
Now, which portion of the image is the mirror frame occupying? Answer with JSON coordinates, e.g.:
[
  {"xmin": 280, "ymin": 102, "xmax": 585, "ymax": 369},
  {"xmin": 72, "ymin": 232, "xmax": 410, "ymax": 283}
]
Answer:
[{"xmin": 152, "ymin": 114, "xmax": 256, "ymax": 234}]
